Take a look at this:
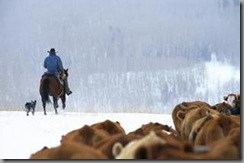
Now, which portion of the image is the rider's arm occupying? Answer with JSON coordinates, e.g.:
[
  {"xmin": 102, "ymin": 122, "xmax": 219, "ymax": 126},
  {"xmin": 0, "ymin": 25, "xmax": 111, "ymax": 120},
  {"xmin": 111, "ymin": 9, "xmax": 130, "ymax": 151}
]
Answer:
[
  {"xmin": 44, "ymin": 58, "xmax": 47, "ymax": 68},
  {"xmin": 57, "ymin": 56, "xmax": 64, "ymax": 71}
]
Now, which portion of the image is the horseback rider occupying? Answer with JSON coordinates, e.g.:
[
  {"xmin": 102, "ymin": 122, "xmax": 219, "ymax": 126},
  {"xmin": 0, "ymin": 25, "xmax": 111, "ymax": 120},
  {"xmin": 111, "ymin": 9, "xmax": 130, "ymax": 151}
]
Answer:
[{"xmin": 43, "ymin": 48, "xmax": 72, "ymax": 96}]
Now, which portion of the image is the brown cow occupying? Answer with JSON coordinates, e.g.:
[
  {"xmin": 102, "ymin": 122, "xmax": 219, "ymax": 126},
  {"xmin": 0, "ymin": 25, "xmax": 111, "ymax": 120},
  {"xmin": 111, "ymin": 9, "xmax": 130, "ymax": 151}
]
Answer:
[
  {"xmin": 61, "ymin": 120, "xmax": 126, "ymax": 146},
  {"xmin": 114, "ymin": 131, "xmax": 167, "ymax": 159},
  {"xmin": 127, "ymin": 122, "xmax": 178, "ymax": 138},
  {"xmin": 223, "ymin": 93, "xmax": 240, "ymax": 115},
  {"xmin": 189, "ymin": 114, "xmax": 216, "ymax": 143},
  {"xmin": 29, "ymin": 141, "xmax": 108, "ymax": 159},
  {"xmin": 133, "ymin": 141, "xmax": 212, "ymax": 159},
  {"xmin": 90, "ymin": 119, "xmax": 126, "ymax": 135},
  {"xmin": 61, "ymin": 125, "xmax": 109, "ymax": 146},
  {"xmin": 194, "ymin": 114, "xmax": 240, "ymax": 146},
  {"xmin": 223, "ymin": 93, "xmax": 240, "ymax": 108},
  {"xmin": 211, "ymin": 102, "xmax": 232, "ymax": 115},
  {"xmin": 132, "ymin": 127, "xmax": 240, "ymax": 159},
  {"xmin": 172, "ymin": 101, "xmax": 212, "ymax": 135},
  {"xmin": 94, "ymin": 133, "xmax": 140, "ymax": 159},
  {"xmin": 180, "ymin": 106, "xmax": 219, "ymax": 141},
  {"xmin": 212, "ymin": 93, "xmax": 240, "ymax": 115},
  {"xmin": 128, "ymin": 131, "xmax": 212, "ymax": 159},
  {"xmin": 206, "ymin": 127, "xmax": 240, "ymax": 159}
]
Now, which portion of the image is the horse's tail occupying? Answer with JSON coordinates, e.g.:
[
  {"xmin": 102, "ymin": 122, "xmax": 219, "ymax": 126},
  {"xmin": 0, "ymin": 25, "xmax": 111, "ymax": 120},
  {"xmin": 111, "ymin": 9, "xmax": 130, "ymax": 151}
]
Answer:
[{"xmin": 42, "ymin": 78, "xmax": 51, "ymax": 104}]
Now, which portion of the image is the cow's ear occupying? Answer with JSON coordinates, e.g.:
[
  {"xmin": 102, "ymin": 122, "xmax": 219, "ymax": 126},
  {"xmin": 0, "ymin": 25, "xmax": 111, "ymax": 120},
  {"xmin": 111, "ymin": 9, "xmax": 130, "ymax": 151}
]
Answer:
[
  {"xmin": 223, "ymin": 95, "xmax": 228, "ymax": 101},
  {"xmin": 41, "ymin": 146, "xmax": 48, "ymax": 151},
  {"xmin": 112, "ymin": 142, "xmax": 123, "ymax": 158},
  {"xmin": 237, "ymin": 94, "xmax": 240, "ymax": 100},
  {"xmin": 206, "ymin": 109, "xmax": 210, "ymax": 115},
  {"xmin": 134, "ymin": 146, "xmax": 149, "ymax": 159},
  {"xmin": 177, "ymin": 110, "xmax": 185, "ymax": 121}
]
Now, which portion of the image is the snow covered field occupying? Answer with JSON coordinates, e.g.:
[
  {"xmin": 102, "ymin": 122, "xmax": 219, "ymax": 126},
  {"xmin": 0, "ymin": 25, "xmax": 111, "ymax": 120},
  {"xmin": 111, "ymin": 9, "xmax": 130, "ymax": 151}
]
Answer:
[{"xmin": 0, "ymin": 111, "xmax": 173, "ymax": 159}]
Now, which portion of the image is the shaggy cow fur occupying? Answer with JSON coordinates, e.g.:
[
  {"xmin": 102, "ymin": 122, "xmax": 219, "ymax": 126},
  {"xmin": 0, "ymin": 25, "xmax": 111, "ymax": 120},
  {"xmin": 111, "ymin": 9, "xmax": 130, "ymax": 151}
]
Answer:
[
  {"xmin": 172, "ymin": 101, "xmax": 212, "ymax": 135},
  {"xmin": 212, "ymin": 102, "xmax": 232, "ymax": 115},
  {"xmin": 194, "ymin": 115, "xmax": 240, "ymax": 146},
  {"xmin": 61, "ymin": 120, "xmax": 126, "ymax": 147},
  {"xmin": 60, "ymin": 125, "xmax": 109, "ymax": 146},
  {"xmin": 29, "ymin": 141, "xmax": 108, "ymax": 159},
  {"xmin": 188, "ymin": 114, "xmax": 216, "ymax": 143},
  {"xmin": 180, "ymin": 106, "xmax": 219, "ymax": 141},
  {"xmin": 207, "ymin": 127, "xmax": 240, "ymax": 159},
  {"xmin": 114, "ymin": 131, "xmax": 166, "ymax": 159},
  {"xmin": 90, "ymin": 119, "xmax": 126, "ymax": 135},
  {"xmin": 127, "ymin": 122, "xmax": 178, "ymax": 138},
  {"xmin": 94, "ymin": 134, "xmax": 140, "ymax": 159}
]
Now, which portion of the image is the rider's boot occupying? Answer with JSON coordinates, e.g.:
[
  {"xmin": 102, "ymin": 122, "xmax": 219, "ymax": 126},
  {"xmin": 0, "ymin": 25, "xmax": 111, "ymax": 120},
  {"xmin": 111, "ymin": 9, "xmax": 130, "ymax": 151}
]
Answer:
[{"xmin": 64, "ymin": 79, "xmax": 72, "ymax": 95}]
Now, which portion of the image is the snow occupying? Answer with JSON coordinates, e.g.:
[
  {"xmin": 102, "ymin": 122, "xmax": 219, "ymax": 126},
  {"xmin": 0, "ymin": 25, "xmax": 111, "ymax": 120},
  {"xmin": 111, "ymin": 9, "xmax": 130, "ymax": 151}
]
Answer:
[{"xmin": 0, "ymin": 111, "xmax": 173, "ymax": 159}]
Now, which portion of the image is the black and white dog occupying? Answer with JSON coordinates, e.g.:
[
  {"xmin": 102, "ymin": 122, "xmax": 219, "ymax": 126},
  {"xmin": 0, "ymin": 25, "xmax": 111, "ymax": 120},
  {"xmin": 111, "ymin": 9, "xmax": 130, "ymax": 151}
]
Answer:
[{"xmin": 25, "ymin": 100, "xmax": 36, "ymax": 116}]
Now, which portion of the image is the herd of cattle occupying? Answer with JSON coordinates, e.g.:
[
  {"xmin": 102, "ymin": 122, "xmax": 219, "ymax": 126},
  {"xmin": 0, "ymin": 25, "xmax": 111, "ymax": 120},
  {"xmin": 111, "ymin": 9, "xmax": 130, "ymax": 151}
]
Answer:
[{"xmin": 29, "ymin": 93, "xmax": 240, "ymax": 159}]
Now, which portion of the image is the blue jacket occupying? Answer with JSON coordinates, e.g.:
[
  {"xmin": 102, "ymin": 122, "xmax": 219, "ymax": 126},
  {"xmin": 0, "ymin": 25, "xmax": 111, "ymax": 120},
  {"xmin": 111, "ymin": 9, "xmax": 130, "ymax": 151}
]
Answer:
[{"xmin": 44, "ymin": 53, "xmax": 64, "ymax": 76}]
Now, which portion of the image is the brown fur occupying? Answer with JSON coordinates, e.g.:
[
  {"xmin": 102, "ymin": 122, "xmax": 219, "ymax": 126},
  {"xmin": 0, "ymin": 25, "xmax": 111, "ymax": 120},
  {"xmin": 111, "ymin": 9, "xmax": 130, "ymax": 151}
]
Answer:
[
  {"xmin": 172, "ymin": 101, "xmax": 211, "ymax": 135},
  {"xmin": 114, "ymin": 131, "xmax": 167, "ymax": 159},
  {"xmin": 134, "ymin": 143, "xmax": 180, "ymax": 159},
  {"xmin": 206, "ymin": 128, "xmax": 240, "ymax": 159},
  {"xmin": 236, "ymin": 94, "xmax": 240, "ymax": 108},
  {"xmin": 131, "ymin": 129, "xmax": 204, "ymax": 159},
  {"xmin": 90, "ymin": 119, "xmax": 126, "ymax": 135},
  {"xmin": 61, "ymin": 120, "xmax": 126, "ymax": 147},
  {"xmin": 229, "ymin": 115, "xmax": 240, "ymax": 126},
  {"xmin": 194, "ymin": 115, "xmax": 240, "ymax": 146},
  {"xmin": 61, "ymin": 125, "xmax": 109, "ymax": 146},
  {"xmin": 30, "ymin": 141, "xmax": 108, "ymax": 159},
  {"xmin": 134, "ymin": 128, "xmax": 240, "ymax": 160},
  {"xmin": 189, "ymin": 114, "xmax": 215, "ymax": 143},
  {"xmin": 133, "ymin": 138, "xmax": 213, "ymax": 159},
  {"xmin": 94, "ymin": 134, "xmax": 140, "ymax": 159},
  {"xmin": 180, "ymin": 106, "xmax": 219, "ymax": 141},
  {"xmin": 212, "ymin": 102, "xmax": 232, "ymax": 115},
  {"xmin": 128, "ymin": 122, "xmax": 178, "ymax": 137}
]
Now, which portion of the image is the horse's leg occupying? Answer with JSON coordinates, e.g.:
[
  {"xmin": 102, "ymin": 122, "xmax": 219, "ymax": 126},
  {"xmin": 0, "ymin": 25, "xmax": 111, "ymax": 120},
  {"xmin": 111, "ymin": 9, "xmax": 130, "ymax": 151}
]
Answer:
[
  {"xmin": 42, "ymin": 98, "xmax": 47, "ymax": 115},
  {"xmin": 53, "ymin": 97, "xmax": 58, "ymax": 114},
  {"xmin": 43, "ymin": 104, "xmax": 47, "ymax": 115},
  {"xmin": 61, "ymin": 94, "xmax": 66, "ymax": 109}
]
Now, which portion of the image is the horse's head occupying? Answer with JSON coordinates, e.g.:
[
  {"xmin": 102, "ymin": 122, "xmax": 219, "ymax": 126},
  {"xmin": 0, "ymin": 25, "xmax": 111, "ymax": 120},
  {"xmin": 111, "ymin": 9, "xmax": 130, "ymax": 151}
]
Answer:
[{"xmin": 59, "ymin": 69, "xmax": 69, "ymax": 80}]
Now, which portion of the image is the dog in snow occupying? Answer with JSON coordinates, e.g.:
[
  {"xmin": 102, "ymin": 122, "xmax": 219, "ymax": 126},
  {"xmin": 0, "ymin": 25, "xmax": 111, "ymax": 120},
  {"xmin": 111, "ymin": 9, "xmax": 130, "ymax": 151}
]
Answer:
[{"xmin": 25, "ymin": 100, "xmax": 36, "ymax": 116}]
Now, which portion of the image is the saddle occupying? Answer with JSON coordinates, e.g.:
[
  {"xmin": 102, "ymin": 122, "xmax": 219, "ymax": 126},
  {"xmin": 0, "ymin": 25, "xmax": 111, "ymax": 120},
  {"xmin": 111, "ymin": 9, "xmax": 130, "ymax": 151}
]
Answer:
[{"xmin": 42, "ymin": 73, "xmax": 64, "ymax": 86}]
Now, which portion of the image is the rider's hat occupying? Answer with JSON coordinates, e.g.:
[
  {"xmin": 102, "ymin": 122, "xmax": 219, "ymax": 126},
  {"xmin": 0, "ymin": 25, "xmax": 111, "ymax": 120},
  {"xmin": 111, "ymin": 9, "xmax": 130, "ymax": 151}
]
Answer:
[{"xmin": 47, "ymin": 48, "xmax": 57, "ymax": 54}]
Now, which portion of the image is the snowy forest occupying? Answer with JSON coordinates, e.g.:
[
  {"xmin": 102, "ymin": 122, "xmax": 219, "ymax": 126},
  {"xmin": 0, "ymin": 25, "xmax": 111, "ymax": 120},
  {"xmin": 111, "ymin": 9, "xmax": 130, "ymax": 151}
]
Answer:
[{"xmin": 0, "ymin": 0, "xmax": 240, "ymax": 113}]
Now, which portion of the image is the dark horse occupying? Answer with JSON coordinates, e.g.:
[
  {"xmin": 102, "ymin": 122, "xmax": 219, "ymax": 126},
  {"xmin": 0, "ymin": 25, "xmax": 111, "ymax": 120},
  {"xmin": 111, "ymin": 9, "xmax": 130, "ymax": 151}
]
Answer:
[{"xmin": 39, "ymin": 69, "xmax": 69, "ymax": 115}]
